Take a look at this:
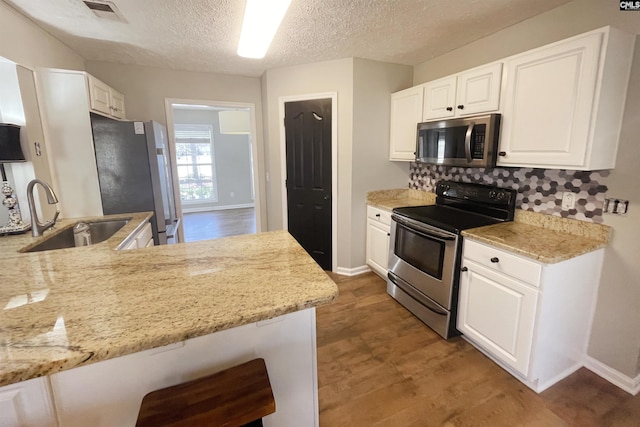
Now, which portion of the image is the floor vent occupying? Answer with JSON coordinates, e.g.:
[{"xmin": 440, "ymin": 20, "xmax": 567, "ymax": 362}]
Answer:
[{"xmin": 82, "ymin": 1, "xmax": 127, "ymax": 23}]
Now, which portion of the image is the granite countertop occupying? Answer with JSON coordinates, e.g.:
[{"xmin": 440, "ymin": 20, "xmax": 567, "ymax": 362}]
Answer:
[
  {"xmin": 462, "ymin": 210, "xmax": 612, "ymax": 264},
  {"xmin": 366, "ymin": 188, "xmax": 436, "ymax": 211},
  {"xmin": 0, "ymin": 214, "xmax": 338, "ymax": 387}
]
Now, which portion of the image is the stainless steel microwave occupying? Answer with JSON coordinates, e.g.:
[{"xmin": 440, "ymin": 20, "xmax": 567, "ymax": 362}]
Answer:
[{"xmin": 415, "ymin": 113, "xmax": 501, "ymax": 168}]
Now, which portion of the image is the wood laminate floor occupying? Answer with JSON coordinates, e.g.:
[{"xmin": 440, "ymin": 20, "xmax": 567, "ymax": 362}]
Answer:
[
  {"xmin": 182, "ymin": 208, "xmax": 255, "ymax": 242},
  {"xmin": 316, "ymin": 272, "xmax": 640, "ymax": 426}
]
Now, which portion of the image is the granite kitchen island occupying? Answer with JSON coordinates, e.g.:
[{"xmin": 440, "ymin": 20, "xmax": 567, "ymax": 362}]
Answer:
[{"xmin": 0, "ymin": 213, "xmax": 338, "ymax": 426}]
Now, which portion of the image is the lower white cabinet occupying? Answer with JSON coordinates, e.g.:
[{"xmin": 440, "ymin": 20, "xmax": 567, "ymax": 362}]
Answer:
[
  {"xmin": 366, "ymin": 206, "xmax": 391, "ymax": 278},
  {"xmin": 0, "ymin": 377, "xmax": 57, "ymax": 427},
  {"xmin": 458, "ymin": 238, "xmax": 604, "ymax": 392},
  {"xmin": 120, "ymin": 221, "xmax": 154, "ymax": 250}
]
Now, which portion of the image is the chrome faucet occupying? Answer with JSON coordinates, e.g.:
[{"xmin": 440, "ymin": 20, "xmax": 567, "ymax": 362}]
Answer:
[{"xmin": 27, "ymin": 179, "xmax": 60, "ymax": 237}]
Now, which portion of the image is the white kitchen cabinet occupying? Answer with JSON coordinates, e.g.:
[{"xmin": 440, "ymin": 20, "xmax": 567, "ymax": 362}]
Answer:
[
  {"xmin": 366, "ymin": 205, "xmax": 391, "ymax": 278},
  {"xmin": 119, "ymin": 220, "xmax": 154, "ymax": 250},
  {"xmin": 423, "ymin": 62, "xmax": 502, "ymax": 121},
  {"xmin": 498, "ymin": 26, "xmax": 635, "ymax": 170},
  {"xmin": 87, "ymin": 74, "xmax": 126, "ymax": 119},
  {"xmin": 50, "ymin": 309, "xmax": 318, "ymax": 427},
  {"xmin": 0, "ymin": 377, "xmax": 57, "ymax": 427},
  {"xmin": 458, "ymin": 238, "xmax": 604, "ymax": 393},
  {"xmin": 389, "ymin": 85, "xmax": 424, "ymax": 161}
]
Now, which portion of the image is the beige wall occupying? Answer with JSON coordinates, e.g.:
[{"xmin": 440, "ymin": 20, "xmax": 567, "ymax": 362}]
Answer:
[
  {"xmin": 0, "ymin": 1, "xmax": 83, "ymax": 70},
  {"xmin": 84, "ymin": 61, "xmax": 267, "ymax": 229},
  {"xmin": 351, "ymin": 58, "xmax": 412, "ymax": 267},
  {"xmin": 262, "ymin": 58, "xmax": 354, "ymax": 268},
  {"xmin": 262, "ymin": 58, "xmax": 413, "ymax": 270},
  {"xmin": 413, "ymin": 0, "xmax": 640, "ymax": 378}
]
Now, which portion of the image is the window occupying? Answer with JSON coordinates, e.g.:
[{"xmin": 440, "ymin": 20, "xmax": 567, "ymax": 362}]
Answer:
[{"xmin": 174, "ymin": 124, "xmax": 218, "ymax": 203}]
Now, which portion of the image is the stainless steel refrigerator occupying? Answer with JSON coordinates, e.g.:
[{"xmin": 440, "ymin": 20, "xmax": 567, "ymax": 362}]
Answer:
[{"xmin": 90, "ymin": 115, "xmax": 178, "ymax": 245}]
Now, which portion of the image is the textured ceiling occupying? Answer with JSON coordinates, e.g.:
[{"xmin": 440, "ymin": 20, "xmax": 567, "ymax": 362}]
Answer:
[{"xmin": 4, "ymin": 0, "xmax": 572, "ymax": 77}]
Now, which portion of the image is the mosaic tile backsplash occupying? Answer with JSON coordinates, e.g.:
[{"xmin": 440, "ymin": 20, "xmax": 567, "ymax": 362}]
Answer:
[{"xmin": 409, "ymin": 163, "xmax": 609, "ymax": 223}]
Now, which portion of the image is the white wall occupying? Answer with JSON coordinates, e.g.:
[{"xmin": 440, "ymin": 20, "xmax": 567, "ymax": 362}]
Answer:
[
  {"xmin": 412, "ymin": 0, "xmax": 640, "ymax": 379},
  {"xmin": 172, "ymin": 109, "xmax": 254, "ymax": 210},
  {"xmin": 84, "ymin": 61, "xmax": 267, "ymax": 229}
]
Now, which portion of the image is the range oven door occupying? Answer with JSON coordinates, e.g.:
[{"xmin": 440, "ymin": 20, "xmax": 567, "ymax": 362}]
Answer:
[{"xmin": 387, "ymin": 214, "xmax": 459, "ymax": 310}]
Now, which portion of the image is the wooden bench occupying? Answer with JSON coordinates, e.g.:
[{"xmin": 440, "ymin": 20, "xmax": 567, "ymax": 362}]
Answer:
[{"xmin": 136, "ymin": 358, "xmax": 276, "ymax": 427}]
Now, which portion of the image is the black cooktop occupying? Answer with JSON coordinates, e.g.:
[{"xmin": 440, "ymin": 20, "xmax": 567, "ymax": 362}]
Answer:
[{"xmin": 393, "ymin": 181, "xmax": 517, "ymax": 234}]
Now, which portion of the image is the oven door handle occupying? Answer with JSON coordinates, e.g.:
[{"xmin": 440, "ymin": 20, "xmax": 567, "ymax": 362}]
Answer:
[
  {"xmin": 464, "ymin": 121, "xmax": 475, "ymax": 163},
  {"xmin": 388, "ymin": 272, "xmax": 448, "ymax": 316},
  {"xmin": 392, "ymin": 215, "xmax": 456, "ymax": 241}
]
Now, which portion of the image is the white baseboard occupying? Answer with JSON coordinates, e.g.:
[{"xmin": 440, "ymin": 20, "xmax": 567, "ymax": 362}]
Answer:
[
  {"xmin": 182, "ymin": 203, "xmax": 255, "ymax": 214},
  {"xmin": 584, "ymin": 355, "xmax": 640, "ymax": 395},
  {"xmin": 335, "ymin": 265, "xmax": 370, "ymax": 276}
]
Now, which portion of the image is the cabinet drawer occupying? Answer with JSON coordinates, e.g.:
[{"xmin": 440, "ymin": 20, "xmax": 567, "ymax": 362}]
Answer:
[
  {"xmin": 367, "ymin": 205, "xmax": 391, "ymax": 226},
  {"xmin": 463, "ymin": 239, "xmax": 542, "ymax": 287}
]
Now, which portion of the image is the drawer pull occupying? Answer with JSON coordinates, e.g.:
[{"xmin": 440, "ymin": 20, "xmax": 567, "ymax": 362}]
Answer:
[
  {"xmin": 375, "ymin": 213, "xmax": 380, "ymax": 217},
  {"xmin": 490, "ymin": 257, "xmax": 500, "ymax": 263},
  {"xmin": 460, "ymin": 266, "xmax": 468, "ymax": 272}
]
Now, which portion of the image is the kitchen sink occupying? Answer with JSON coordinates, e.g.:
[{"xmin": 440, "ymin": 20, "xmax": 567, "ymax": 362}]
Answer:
[{"xmin": 22, "ymin": 219, "xmax": 130, "ymax": 253}]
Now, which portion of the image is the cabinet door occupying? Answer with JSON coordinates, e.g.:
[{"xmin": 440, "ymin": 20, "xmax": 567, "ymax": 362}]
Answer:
[
  {"xmin": 497, "ymin": 33, "xmax": 602, "ymax": 168},
  {"xmin": 389, "ymin": 86, "xmax": 424, "ymax": 161},
  {"xmin": 366, "ymin": 218, "xmax": 390, "ymax": 278},
  {"xmin": 422, "ymin": 76, "xmax": 456, "ymax": 120},
  {"xmin": 458, "ymin": 260, "xmax": 538, "ymax": 376},
  {"xmin": 0, "ymin": 377, "xmax": 57, "ymax": 427},
  {"xmin": 456, "ymin": 63, "xmax": 502, "ymax": 116},
  {"xmin": 109, "ymin": 88, "xmax": 126, "ymax": 119},
  {"xmin": 87, "ymin": 74, "xmax": 112, "ymax": 116}
]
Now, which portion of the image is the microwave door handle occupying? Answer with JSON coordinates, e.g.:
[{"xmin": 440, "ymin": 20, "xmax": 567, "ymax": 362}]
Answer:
[{"xmin": 464, "ymin": 121, "xmax": 475, "ymax": 163}]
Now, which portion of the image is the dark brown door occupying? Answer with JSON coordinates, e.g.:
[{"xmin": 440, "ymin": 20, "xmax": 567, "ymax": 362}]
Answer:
[{"xmin": 284, "ymin": 99, "xmax": 332, "ymax": 270}]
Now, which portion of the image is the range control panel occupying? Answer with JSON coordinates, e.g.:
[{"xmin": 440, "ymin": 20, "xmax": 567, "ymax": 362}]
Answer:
[{"xmin": 436, "ymin": 180, "xmax": 516, "ymax": 206}]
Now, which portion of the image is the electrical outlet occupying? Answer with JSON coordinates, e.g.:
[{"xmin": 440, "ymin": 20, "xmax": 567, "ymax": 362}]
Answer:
[
  {"xmin": 604, "ymin": 198, "xmax": 629, "ymax": 215},
  {"xmin": 561, "ymin": 192, "xmax": 576, "ymax": 210}
]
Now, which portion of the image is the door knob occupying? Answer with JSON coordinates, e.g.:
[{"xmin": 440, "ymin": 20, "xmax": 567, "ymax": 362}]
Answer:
[
  {"xmin": 460, "ymin": 266, "xmax": 468, "ymax": 272},
  {"xmin": 446, "ymin": 107, "xmax": 453, "ymax": 111},
  {"xmin": 457, "ymin": 105, "xmax": 464, "ymax": 110},
  {"xmin": 323, "ymin": 195, "xmax": 330, "ymax": 201},
  {"xmin": 490, "ymin": 257, "xmax": 499, "ymax": 263},
  {"xmin": 498, "ymin": 151, "xmax": 507, "ymax": 157}
]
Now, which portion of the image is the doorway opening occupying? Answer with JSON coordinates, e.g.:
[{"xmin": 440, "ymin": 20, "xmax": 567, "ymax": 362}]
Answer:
[{"xmin": 165, "ymin": 100, "xmax": 261, "ymax": 243}]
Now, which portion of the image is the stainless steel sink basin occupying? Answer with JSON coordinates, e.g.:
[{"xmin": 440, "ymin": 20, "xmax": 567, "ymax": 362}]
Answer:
[{"xmin": 22, "ymin": 219, "xmax": 130, "ymax": 253}]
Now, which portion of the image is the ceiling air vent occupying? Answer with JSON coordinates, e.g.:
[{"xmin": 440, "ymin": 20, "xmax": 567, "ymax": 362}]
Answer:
[{"xmin": 82, "ymin": 1, "xmax": 127, "ymax": 23}]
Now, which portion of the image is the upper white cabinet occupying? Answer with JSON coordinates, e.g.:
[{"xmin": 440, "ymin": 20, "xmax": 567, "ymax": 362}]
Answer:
[
  {"xmin": 389, "ymin": 85, "xmax": 424, "ymax": 161},
  {"xmin": 87, "ymin": 74, "xmax": 126, "ymax": 119},
  {"xmin": 423, "ymin": 62, "xmax": 502, "ymax": 121},
  {"xmin": 498, "ymin": 27, "xmax": 634, "ymax": 170}
]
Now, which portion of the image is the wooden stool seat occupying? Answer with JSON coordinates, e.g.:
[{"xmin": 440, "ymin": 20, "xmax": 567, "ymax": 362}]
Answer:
[{"xmin": 136, "ymin": 358, "xmax": 276, "ymax": 427}]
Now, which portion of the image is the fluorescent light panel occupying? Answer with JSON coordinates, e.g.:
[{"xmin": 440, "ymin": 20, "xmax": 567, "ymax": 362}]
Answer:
[{"xmin": 237, "ymin": 0, "xmax": 292, "ymax": 59}]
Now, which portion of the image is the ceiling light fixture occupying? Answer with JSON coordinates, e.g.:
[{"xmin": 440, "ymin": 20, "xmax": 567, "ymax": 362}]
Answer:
[{"xmin": 237, "ymin": 0, "xmax": 292, "ymax": 59}]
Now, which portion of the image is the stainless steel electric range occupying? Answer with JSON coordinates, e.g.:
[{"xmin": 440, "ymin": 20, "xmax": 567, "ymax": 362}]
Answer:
[{"xmin": 387, "ymin": 180, "xmax": 517, "ymax": 339}]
